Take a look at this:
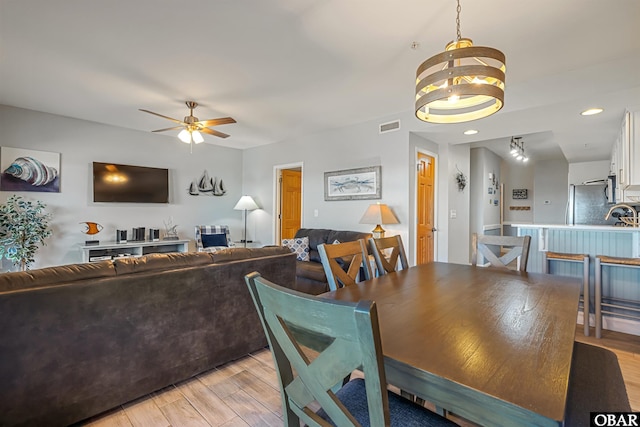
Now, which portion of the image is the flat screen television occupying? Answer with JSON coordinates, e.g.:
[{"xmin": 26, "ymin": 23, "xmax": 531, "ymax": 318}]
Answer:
[{"xmin": 93, "ymin": 162, "xmax": 169, "ymax": 203}]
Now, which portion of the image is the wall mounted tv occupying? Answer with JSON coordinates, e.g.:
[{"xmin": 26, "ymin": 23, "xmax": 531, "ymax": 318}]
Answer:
[{"xmin": 93, "ymin": 162, "xmax": 169, "ymax": 203}]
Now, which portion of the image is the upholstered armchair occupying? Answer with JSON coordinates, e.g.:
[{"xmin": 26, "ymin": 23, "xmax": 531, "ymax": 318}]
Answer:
[{"xmin": 195, "ymin": 225, "xmax": 235, "ymax": 252}]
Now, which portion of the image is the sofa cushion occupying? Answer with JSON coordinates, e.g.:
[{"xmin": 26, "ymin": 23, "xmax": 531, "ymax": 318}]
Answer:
[
  {"xmin": 296, "ymin": 259, "xmax": 327, "ymax": 283},
  {"xmin": 282, "ymin": 237, "xmax": 310, "ymax": 261},
  {"xmin": 212, "ymin": 246, "xmax": 291, "ymax": 263},
  {"xmin": 327, "ymin": 230, "xmax": 372, "ymax": 250},
  {"xmin": 0, "ymin": 261, "xmax": 116, "ymax": 293},
  {"xmin": 201, "ymin": 233, "xmax": 229, "ymax": 248},
  {"xmin": 113, "ymin": 252, "xmax": 214, "ymax": 275},
  {"xmin": 295, "ymin": 228, "xmax": 332, "ymax": 262}
]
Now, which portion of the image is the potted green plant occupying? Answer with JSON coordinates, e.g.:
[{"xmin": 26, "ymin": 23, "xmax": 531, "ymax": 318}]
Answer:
[{"xmin": 0, "ymin": 195, "xmax": 52, "ymax": 271}]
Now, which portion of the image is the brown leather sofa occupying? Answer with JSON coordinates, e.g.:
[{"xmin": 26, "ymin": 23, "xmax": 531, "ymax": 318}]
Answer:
[
  {"xmin": 292, "ymin": 228, "xmax": 372, "ymax": 295},
  {"xmin": 0, "ymin": 247, "xmax": 295, "ymax": 427}
]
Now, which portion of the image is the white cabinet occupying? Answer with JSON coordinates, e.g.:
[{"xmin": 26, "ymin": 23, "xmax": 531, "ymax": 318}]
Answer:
[
  {"xmin": 81, "ymin": 239, "xmax": 190, "ymax": 263},
  {"xmin": 627, "ymin": 111, "xmax": 640, "ymax": 189},
  {"xmin": 611, "ymin": 111, "xmax": 640, "ymax": 202}
]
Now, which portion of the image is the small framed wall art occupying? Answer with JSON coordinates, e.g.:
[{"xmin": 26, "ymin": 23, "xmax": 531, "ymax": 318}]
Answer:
[
  {"xmin": 324, "ymin": 166, "xmax": 381, "ymax": 201},
  {"xmin": 512, "ymin": 189, "xmax": 528, "ymax": 199}
]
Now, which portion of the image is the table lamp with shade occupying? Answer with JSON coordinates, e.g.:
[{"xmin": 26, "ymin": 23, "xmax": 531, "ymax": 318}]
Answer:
[
  {"xmin": 234, "ymin": 195, "xmax": 259, "ymax": 247},
  {"xmin": 359, "ymin": 203, "xmax": 399, "ymax": 239}
]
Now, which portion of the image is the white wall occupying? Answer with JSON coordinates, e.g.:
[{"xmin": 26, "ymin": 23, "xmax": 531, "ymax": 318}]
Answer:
[
  {"xmin": 243, "ymin": 114, "xmax": 409, "ymax": 247},
  {"xmin": 470, "ymin": 147, "xmax": 502, "ymax": 232},
  {"xmin": 446, "ymin": 144, "xmax": 470, "ymax": 264},
  {"xmin": 0, "ymin": 105, "xmax": 244, "ymax": 269},
  {"xmin": 501, "ymin": 160, "xmax": 534, "ymax": 224},
  {"xmin": 568, "ymin": 160, "xmax": 610, "ymax": 185},
  {"xmin": 533, "ymin": 159, "xmax": 569, "ymax": 224}
]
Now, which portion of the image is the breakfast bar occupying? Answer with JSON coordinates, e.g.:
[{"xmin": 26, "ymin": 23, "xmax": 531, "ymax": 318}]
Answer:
[{"xmin": 513, "ymin": 224, "xmax": 640, "ymax": 336}]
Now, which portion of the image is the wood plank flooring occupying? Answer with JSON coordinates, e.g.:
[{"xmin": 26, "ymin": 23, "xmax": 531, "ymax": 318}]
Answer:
[{"xmin": 78, "ymin": 326, "xmax": 640, "ymax": 427}]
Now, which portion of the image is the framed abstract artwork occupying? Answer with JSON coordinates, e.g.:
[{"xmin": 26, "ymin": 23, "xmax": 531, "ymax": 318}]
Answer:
[
  {"xmin": 0, "ymin": 147, "xmax": 61, "ymax": 193},
  {"xmin": 324, "ymin": 166, "xmax": 381, "ymax": 201}
]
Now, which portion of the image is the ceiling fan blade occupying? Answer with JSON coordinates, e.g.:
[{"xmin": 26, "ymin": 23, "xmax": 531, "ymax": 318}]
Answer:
[
  {"xmin": 201, "ymin": 127, "xmax": 230, "ymax": 139},
  {"xmin": 198, "ymin": 117, "xmax": 236, "ymax": 127},
  {"xmin": 151, "ymin": 126, "xmax": 184, "ymax": 133},
  {"xmin": 139, "ymin": 109, "xmax": 185, "ymax": 125}
]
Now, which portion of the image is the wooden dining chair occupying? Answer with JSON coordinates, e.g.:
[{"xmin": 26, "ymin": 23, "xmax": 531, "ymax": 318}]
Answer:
[
  {"xmin": 369, "ymin": 235, "xmax": 409, "ymax": 275},
  {"xmin": 244, "ymin": 272, "xmax": 457, "ymax": 427},
  {"xmin": 317, "ymin": 239, "xmax": 372, "ymax": 291},
  {"xmin": 565, "ymin": 342, "xmax": 630, "ymax": 426},
  {"xmin": 471, "ymin": 233, "xmax": 531, "ymax": 272}
]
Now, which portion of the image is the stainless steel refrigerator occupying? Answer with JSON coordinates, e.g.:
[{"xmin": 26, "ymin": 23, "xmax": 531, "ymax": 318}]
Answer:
[{"xmin": 567, "ymin": 184, "xmax": 615, "ymax": 225}]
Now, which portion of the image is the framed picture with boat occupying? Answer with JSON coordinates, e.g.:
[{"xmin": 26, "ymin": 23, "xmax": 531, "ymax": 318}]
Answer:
[{"xmin": 324, "ymin": 166, "xmax": 381, "ymax": 201}]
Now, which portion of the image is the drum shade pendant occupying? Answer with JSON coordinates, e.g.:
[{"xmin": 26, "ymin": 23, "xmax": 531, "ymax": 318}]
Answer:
[{"xmin": 415, "ymin": 0, "xmax": 506, "ymax": 124}]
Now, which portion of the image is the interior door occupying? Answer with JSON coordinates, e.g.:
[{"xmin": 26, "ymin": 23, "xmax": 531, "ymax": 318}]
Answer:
[
  {"xmin": 280, "ymin": 169, "xmax": 302, "ymax": 240},
  {"xmin": 417, "ymin": 152, "xmax": 435, "ymax": 264}
]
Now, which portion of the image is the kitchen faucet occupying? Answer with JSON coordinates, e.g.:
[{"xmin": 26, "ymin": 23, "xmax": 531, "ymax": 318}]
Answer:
[{"xmin": 605, "ymin": 203, "xmax": 638, "ymax": 227}]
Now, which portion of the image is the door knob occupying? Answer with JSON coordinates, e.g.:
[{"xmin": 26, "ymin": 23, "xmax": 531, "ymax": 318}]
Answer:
[{"xmin": 432, "ymin": 227, "xmax": 437, "ymax": 232}]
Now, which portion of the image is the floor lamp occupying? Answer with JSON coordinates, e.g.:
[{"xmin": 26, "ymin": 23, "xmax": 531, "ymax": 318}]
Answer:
[{"xmin": 234, "ymin": 195, "xmax": 259, "ymax": 247}]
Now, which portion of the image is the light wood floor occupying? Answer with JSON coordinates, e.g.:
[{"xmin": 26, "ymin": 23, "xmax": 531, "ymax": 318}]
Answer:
[{"xmin": 79, "ymin": 325, "xmax": 640, "ymax": 427}]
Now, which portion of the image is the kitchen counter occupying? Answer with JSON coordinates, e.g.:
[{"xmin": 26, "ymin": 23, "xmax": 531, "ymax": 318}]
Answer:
[
  {"xmin": 511, "ymin": 223, "xmax": 640, "ymax": 232},
  {"xmin": 513, "ymin": 223, "xmax": 640, "ymax": 336}
]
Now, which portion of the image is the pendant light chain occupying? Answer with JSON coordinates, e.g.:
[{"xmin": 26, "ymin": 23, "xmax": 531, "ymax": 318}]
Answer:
[{"xmin": 456, "ymin": 0, "xmax": 462, "ymax": 41}]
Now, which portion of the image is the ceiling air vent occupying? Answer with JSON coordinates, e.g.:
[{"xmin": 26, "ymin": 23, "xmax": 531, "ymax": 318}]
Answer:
[{"xmin": 379, "ymin": 120, "xmax": 400, "ymax": 134}]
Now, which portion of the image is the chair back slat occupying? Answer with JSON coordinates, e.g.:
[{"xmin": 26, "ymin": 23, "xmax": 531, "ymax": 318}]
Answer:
[
  {"xmin": 471, "ymin": 233, "xmax": 531, "ymax": 272},
  {"xmin": 369, "ymin": 235, "xmax": 409, "ymax": 275},
  {"xmin": 244, "ymin": 272, "xmax": 389, "ymax": 426},
  {"xmin": 318, "ymin": 239, "xmax": 372, "ymax": 291}
]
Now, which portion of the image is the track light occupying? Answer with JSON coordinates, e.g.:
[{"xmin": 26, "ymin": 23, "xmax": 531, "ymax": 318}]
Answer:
[{"xmin": 509, "ymin": 137, "xmax": 528, "ymax": 163}]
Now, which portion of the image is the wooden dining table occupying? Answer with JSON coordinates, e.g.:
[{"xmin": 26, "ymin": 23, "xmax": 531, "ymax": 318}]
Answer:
[{"xmin": 321, "ymin": 262, "xmax": 582, "ymax": 427}]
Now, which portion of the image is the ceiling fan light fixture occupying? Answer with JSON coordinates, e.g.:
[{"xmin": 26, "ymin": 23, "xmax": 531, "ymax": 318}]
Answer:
[
  {"xmin": 139, "ymin": 101, "xmax": 237, "ymax": 151},
  {"xmin": 415, "ymin": 0, "xmax": 506, "ymax": 124},
  {"xmin": 192, "ymin": 130, "xmax": 204, "ymax": 144},
  {"xmin": 178, "ymin": 129, "xmax": 191, "ymax": 143}
]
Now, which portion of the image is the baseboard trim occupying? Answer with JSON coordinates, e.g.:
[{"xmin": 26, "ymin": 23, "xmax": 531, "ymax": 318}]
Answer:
[{"xmin": 577, "ymin": 312, "xmax": 640, "ymax": 337}]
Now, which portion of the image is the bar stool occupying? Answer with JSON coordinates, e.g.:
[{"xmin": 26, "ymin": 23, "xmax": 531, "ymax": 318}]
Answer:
[
  {"xmin": 594, "ymin": 255, "xmax": 640, "ymax": 339},
  {"xmin": 542, "ymin": 251, "xmax": 590, "ymax": 336}
]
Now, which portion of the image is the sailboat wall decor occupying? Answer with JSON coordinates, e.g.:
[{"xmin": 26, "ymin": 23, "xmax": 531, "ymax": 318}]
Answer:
[{"xmin": 188, "ymin": 170, "xmax": 227, "ymax": 196}]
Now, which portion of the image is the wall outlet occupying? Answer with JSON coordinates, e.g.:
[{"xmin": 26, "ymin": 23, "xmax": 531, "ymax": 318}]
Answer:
[
  {"xmin": 450, "ymin": 210, "xmax": 457, "ymax": 219},
  {"xmin": 313, "ymin": 209, "xmax": 319, "ymax": 217}
]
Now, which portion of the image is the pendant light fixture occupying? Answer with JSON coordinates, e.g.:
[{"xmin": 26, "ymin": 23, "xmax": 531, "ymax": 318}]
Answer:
[
  {"xmin": 509, "ymin": 136, "xmax": 528, "ymax": 162},
  {"xmin": 415, "ymin": 0, "xmax": 506, "ymax": 124}
]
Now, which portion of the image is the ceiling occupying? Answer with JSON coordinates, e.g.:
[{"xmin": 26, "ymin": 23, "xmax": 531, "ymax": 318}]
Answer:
[{"xmin": 1, "ymin": 0, "xmax": 639, "ymax": 163}]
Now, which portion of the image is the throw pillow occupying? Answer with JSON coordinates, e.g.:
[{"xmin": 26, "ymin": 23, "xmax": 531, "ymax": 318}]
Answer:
[
  {"xmin": 201, "ymin": 233, "xmax": 228, "ymax": 248},
  {"xmin": 282, "ymin": 236, "xmax": 310, "ymax": 261}
]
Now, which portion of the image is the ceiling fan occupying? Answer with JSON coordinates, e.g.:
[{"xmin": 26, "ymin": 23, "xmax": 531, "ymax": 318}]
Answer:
[{"xmin": 139, "ymin": 101, "xmax": 236, "ymax": 147}]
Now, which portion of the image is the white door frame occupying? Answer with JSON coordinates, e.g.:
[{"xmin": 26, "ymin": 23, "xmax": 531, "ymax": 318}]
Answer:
[
  {"xmin": 273, "ymin": 162, "xmax": 304, "ymax": 245},
  {"xmin": 414, "ymin": 147, "xmax": 439, "ymax": 265}
]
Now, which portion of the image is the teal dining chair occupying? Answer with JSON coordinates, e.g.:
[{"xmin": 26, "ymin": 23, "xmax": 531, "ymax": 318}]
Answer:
[{"xmin": 244, "ymin": 271, "xmax": 458, "ymax": 427}]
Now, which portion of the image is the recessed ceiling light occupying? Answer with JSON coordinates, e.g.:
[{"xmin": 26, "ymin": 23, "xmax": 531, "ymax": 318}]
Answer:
[
  {"xmin": 581, "ymin": 108, "xmax": 603, "ymax": 116},
  {"xmin": 463, "ymin": 129, "xmax": 478, "ymax": 135}
]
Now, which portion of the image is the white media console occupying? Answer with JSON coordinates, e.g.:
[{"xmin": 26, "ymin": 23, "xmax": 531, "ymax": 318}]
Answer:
[{"xmin": 80, "ymin": 239, "xmax": 190, "ymax": 263}]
